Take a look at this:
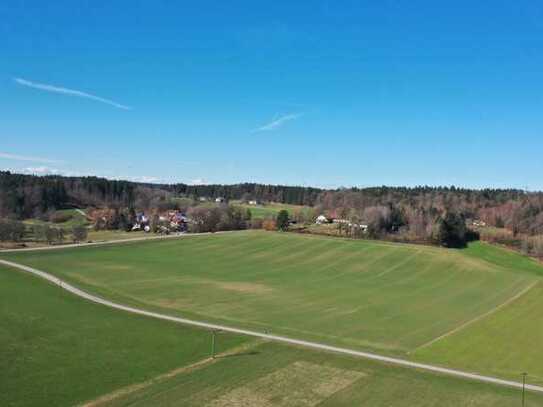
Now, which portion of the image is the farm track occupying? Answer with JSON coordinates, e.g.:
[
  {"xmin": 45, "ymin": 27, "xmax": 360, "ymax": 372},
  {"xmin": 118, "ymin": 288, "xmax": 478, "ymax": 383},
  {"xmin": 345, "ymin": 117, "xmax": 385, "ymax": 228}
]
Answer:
[
  {"xmin": 1, "ymin": 256, "xmax": 542, "ymax": 395},
  {"xmin": 0, "ymin": 231, "xmax": 233, "ymax": 253}
]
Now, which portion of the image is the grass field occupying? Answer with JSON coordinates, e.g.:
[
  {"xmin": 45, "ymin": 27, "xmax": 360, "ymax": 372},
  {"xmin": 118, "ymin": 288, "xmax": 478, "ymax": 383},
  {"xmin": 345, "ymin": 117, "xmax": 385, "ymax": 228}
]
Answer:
[
  {"xmin": 0, "ymin": 264, "xmax": 248, "ymax": 407},
  {"xmin": 3, "ymin": 230, "xmax": 543, "ymax": 385},
  {"xmin": 237, "ymin": 202, "xmax": 310, "ymax": 219},
  {"xmin": 87, "ymin": 229, "xmax": 149, "ymax": 242},
  {"xmin": 2, "ymin": 262, "xmax": 541, "ymax": 407},
  {"xmin": 102, "ymin": 341, "xmax": 537, "ymax": 407},
  {"xmin": 23, "ymin": 209, "xmax": 89, "ymax": 230}
]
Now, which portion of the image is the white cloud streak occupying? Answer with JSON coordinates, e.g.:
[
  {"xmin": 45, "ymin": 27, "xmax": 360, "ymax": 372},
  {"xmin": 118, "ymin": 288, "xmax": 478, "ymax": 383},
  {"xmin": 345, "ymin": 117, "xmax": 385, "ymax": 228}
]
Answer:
[
  {"xmin": 190, "ymin": 178, "xmax": 208, "ymax": 185},
  {"xmin": 14, "ymin": 77, "xmax": 132, "ymax": 110},
  {"xmin": 0, "ymin": 152, "xmax": 63, "ymax": 164},
  {"xmin": 254, "ymin": 113, "xmax": 302, "ymax": 132},
  {"xmin": 24, "ymin": 166, "xmax": 60, "ymax": 175},
  {"xmin": 126, "ymin": 175, "xmax": 161, "ymax": 183}
]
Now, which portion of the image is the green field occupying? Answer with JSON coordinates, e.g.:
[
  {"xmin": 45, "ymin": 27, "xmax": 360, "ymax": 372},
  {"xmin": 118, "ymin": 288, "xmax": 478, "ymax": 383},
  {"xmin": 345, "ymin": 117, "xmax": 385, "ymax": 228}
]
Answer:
[
  {"xmin": 103, "ymin": 341, "xmax": 536, "ymax": 407},
  {"xmin": 238, "ymin": 202, "xmax": 310, "ymax": 219},
  {"xmin": 0, "ymin": 265, "xmax": 247, "ymax": 407},
  {"xmin": 2, "ymin": 263, "xmax": 540, "ymax": 407},
  {"xmin": 3, "ymin": 230, "xmax": 543, "ymax": 385},
  {"xmin": 23, "ymin": 208, "xmax": 89, "ymax": 230}
]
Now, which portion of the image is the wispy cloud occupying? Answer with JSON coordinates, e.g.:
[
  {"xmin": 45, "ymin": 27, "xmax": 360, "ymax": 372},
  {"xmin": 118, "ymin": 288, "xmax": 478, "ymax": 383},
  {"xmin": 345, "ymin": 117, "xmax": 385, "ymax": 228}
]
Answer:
[
  {"xmin": 128, "ymin": 175, "xmax": 161, "ymax": 183},
  {"xmin": 24, "ymin": 166, "xmax": 60, "ymax": 175},
  {"xmin": 2, "ymin": 165, "xmax": 165, "ymax": 184},
  {"xmin": 190, "ymin": 178, "xmax": 208, "ymax": 185},
  {"xmin": 14, "ymin": 77, "xmax": 132, "ymax": 110},
  {"xmin": 254, "ymin": 113, "xmax": 302, "ymax": 132},
  {"xmin": 0, "ymin": 152, "xmax": 63, "ymax": 164}
]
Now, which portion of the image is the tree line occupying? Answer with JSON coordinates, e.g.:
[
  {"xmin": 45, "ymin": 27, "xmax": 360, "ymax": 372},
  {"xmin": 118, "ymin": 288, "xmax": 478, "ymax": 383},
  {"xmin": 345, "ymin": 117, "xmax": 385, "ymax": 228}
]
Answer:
[{"xmin": 1, "ymin": 171, "xmax": 543, "ymax": 252}]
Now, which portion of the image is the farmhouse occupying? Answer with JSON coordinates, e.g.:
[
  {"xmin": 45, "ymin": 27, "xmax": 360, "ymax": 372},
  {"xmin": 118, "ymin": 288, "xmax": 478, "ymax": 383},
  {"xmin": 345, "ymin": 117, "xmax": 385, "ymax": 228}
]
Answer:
[
  {"xmin": 333, "ymin": 218, "xmax": 349, "ymax": 224},
  {"xmin": 316, "ymin": 215, "xmax": 329, "ymax": 224},
  {"xmin": 472, "ymin": 219, "xmax": 487, "ymax": 227},
  {"xmin": 215, "ymin": 197, "xmax": 225, "ymax": 203},
  {"xmin": 352, "ymin": 223, "xmax": 369, "ymax": 232}
]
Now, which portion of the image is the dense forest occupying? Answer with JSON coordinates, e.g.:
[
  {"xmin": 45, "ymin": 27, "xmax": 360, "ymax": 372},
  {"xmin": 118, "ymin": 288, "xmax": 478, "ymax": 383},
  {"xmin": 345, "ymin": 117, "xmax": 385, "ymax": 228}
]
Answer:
[{"xmin": 0, "ymin": 171, "xmax": 320, "ymax": 218}]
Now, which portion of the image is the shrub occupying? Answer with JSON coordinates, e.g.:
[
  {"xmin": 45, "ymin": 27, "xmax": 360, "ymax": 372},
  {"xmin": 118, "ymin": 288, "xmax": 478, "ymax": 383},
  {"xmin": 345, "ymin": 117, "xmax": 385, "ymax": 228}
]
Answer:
[
  {"xmin": 72, "ymin": 225, "xmax": 88, "ymax": 243},
  {"xmin": 44, "ymin": 226, "xmax": 64, "ymax": 245},
  {"xmin": 521, "ymin": 235, "xmax": 543, "ymax": 258},
  {"xmin": 276, "ymin": 210, "xmax": 289, "ymax": 231},
  {"xmin": 249, "ymin": 218, "xmax": 263, "ymax": 229},
  {"xmin": 262, "ymin": 219, "xmax": 276, "ymax": 231},
  {"xmin": 465, "ymin": 228, "xmax": 480, "ymax": 242},
  {"xmin": 0, "ymin": 219, "xmax": 26, "ymax": 242}
]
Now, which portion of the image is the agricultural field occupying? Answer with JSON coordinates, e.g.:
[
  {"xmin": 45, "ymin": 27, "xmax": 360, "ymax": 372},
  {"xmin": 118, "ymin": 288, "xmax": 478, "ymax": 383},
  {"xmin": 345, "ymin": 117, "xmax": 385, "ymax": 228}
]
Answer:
[
  {"xmin": 3, "ymin": 230, "xmax": 543, "ymax": 386},
  {"xmin": 1, "ymin": 262, "xmax": 540, "ymax": 407},
  {"xmin": 0, "ymin": 264, "xmax": 248, "ymax": 407},
  {"xmin": 102, "ymin": 340, "xmax": 536, "ymax": 407}
]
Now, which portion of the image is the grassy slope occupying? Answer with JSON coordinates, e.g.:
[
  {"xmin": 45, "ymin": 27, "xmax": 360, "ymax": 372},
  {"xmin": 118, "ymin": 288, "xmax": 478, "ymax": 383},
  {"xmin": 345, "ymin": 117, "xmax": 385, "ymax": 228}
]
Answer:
[
  {"xmin": 2, "ymin": 231, "xmax": 542, "ymax": 382},
  {"xmin": 0, "ymin": 265, "xmax": 247, "ymax": 407},
  {"xmin": 2, "ymin": 264, "xmax": 540, "ymax": 407},
  {"xmin": 412, "ymin": 241, "xmax": 543, "ymax": 384},
  {"xmin": 415, "ymin": 280, "xmax": 543, "ymax": 385},
  {"xmin": 23, "ymin": 209, "xmax": 89, "ymax": 230}
]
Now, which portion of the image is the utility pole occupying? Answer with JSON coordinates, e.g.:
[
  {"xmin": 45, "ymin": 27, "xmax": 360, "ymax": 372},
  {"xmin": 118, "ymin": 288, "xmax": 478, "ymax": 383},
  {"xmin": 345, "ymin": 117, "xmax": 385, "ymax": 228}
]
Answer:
[
  {"xmin": 211, "ymin": 330, "xmax": 217, "ymax": 359},
  {"xmin": 522, "ymin": 372, "xmax": 527, "ymax": 407}
]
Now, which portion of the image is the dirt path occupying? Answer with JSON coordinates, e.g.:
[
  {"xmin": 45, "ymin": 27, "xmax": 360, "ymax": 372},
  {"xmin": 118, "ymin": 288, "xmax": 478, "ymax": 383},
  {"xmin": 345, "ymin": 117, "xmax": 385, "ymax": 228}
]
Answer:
[
  {"xmin": 0, "ymin": 230, "xmax": 234, "ymax": 253},
  {"xmin": 1, "ymin": 257, "xmax": 542, "ymax": 395}
]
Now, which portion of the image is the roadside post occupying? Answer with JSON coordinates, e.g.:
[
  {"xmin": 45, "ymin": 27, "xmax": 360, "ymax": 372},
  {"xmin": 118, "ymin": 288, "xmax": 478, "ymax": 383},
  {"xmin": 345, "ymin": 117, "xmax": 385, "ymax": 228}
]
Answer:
[
  {"xmin": 211, "ymin": 330, "xmax": 218, "ymax": 359},
  {"xmin": 522, "ymin": 372, "xmax": 527, "ymax": 406},
  {"xmin": 211, "ymin": 330, "xmax": 215, "ymax": 359}
]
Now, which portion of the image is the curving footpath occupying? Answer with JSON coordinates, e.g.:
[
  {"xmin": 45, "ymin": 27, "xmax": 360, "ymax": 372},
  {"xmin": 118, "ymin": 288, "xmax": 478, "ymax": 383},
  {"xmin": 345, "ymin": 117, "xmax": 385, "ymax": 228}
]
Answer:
[{"xmin": 1, "ymin": 257, "xmax": 542, "ymax": 395}]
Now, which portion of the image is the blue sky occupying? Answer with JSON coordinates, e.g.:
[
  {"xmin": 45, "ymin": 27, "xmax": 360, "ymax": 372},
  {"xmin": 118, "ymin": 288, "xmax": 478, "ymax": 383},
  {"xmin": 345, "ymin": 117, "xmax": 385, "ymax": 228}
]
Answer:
[{"xmin": 1, "ymin": 1, "xmax": 542, "ymax": 189}]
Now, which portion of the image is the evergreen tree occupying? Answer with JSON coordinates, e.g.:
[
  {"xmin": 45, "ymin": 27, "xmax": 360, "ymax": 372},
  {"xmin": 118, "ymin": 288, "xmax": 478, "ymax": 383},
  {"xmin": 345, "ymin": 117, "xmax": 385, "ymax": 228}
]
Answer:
[
  {"xmin": 435, "ymin": 212, "xmax": 467, "ymax": 248},
  {"xmin": 276, "ymin": 210, "xmax": 290, "ymax": 231},
  {"xmin": 72, "ymin": 225, "xmax": 88, "ymax": 243}
]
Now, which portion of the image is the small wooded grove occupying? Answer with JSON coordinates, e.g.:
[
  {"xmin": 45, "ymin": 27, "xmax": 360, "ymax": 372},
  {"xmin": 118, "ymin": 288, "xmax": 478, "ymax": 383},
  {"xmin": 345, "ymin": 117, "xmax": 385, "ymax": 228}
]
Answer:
[
  {"xmin": 0, "ymin": 219, "xmax": 88, "ymax": 244},
  {"xmin": 1, "ymin": 171, "xmax": 543, "ymax": 254}
]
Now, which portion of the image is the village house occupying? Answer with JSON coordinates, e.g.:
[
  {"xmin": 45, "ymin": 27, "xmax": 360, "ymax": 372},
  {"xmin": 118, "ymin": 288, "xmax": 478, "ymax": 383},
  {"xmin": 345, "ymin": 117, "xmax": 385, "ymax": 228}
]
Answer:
[
  {"xmin": 316, "ymin": 215, "xmax": 329, "ymax": 224},
  {"xmin": 332, "ymin": 218, "xmax": 349, "ymax": 224}
]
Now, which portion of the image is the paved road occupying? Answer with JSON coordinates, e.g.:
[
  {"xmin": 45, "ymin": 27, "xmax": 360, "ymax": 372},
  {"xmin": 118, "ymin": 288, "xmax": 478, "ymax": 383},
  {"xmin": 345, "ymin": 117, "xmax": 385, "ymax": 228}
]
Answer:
[{"xmin": 1, "ymin": 258, "xmax": 542, "ymax": 395}]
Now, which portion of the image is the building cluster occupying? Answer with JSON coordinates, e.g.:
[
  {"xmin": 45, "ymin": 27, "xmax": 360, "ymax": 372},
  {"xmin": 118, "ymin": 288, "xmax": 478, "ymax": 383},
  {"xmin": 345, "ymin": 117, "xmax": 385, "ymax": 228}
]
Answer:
[
  {"xmin": 131, "ymin": 211, "xmax": 189, "ymax": 234},
  {"xmin": 316, "ymin": 214, "xmax": 369, "ymax": 232}
]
